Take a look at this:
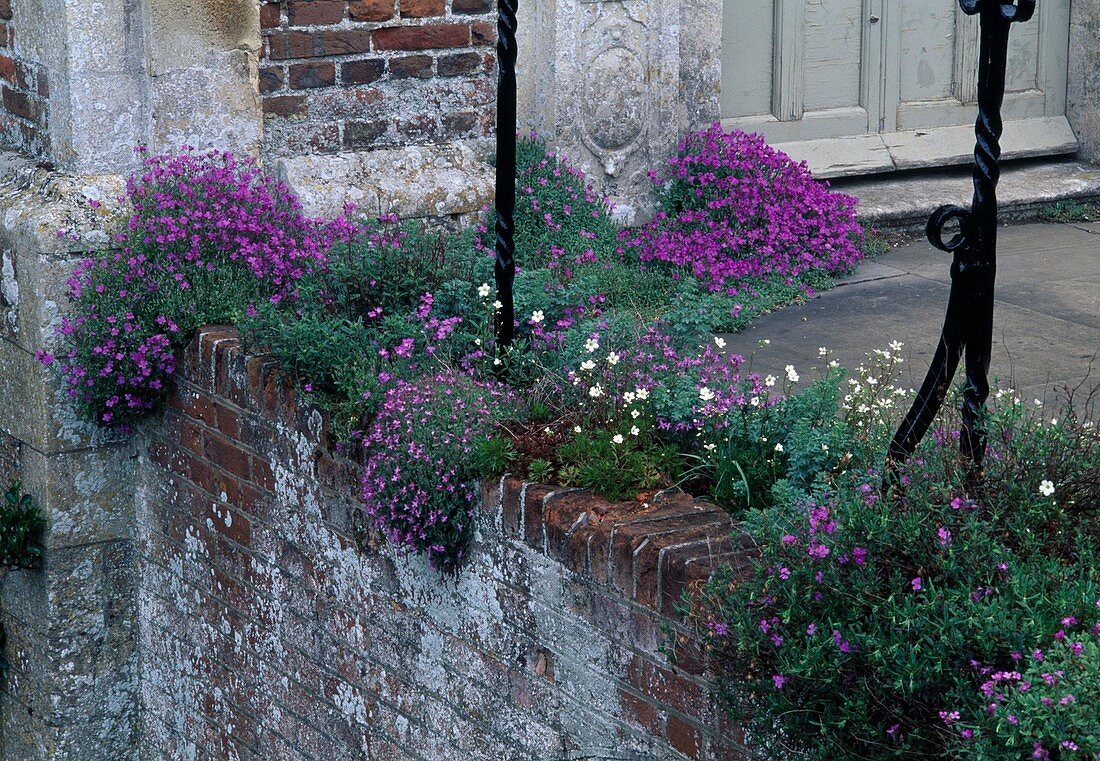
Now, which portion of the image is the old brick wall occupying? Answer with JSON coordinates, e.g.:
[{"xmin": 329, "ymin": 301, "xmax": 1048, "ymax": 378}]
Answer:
[
  {"xmin": 0, "ymin": 1, "xmax": 49, "ymax": 159},
  {"xmin": 135, "ymin": 326, "xmax": 750, "ymax": 759},
  {"xmin": 259, "ymin": 0, "xmax": 497, "ymax": 158}
]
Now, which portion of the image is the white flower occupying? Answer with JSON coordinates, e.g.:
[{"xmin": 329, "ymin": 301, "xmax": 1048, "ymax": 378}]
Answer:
[
  {"xmin": 765, "ymin": 375, "xmax": 777, "ymax": 387},
  {"xmin": 762, "ymin": 339, "xmax": 771, "ymax": 346},
  {"xmin": 1034, "ymin": 399, "xmax": 1043, "ymax": 407},
  {"xmin": 774, "ymin": 443, "xmax": 784, "ymax": 452},
  {"xmin": 477, "ymin": 283, "xmax": 491, "ymax": 298},
  {"xmin": 818, "ymin": 347, "xmax": 828, "ymax": 357},
  {"xmin": 889, "ymin": 340, "xmax": 904, "ymax": 353},
  {"xmin": 579, "ymin": 360, "xmax": 596, "ymax": 371},
  {"xmin": 607, "ymin": 352, "xmax": 620, "ymax": 365},
  {"xmin": 530, "ymin": 310, "xmax": 544, "ymax": 324},
  {"xmin": 821, "ymin": 443, "xmax": 829, "ymax": 452},
  {"xmin": 1039, "ymin": 479, "xmax": 1055, "ymax": 497},
  {"xmin": 588, "ymin": 384, "xmax": 604, "ymax": 398},
  {"xmin": 573, "ymin": 425, "xmax": 582, "ymax": 434},
  {"xmin": 630, "ymin": 409, "xmax": 640, "ymax": 419},
  {"xmin": 750, "ymin": 396, "xmax": 760, "ymax": 407},
  {"xmin": 584, "ymin": 338, "xmax": 600, "ymax": 353},
  {"xmin": 698, "ymin": 386, "xmax": 715, "ymax": 402},
  {"xmin": 785, "ymin": 365, "xmax": 799, "ymax": 383},
  {"xmin": 493, "ymin": 358, "xmax": 501, "ymax": 366},
  {"xmin": 714, "ymin": 336, "xmax": 726, "ymax": 349},
  {"xmin": 703, "ymin": 443, "xmax": 717, "ymax": 452},
  {"xmin": 635, "ymin": 388, "xmax": 649, "ymax": 400},
  {"xmin": 630, "ymin": 426, "xmax": 640, "ymax": 436},
  {"xmin": 1051, "ymin": 418, "xmax": 1058, "ymax": 426},
  {"xmin": 612, "ymin": 434, "xmax": 624, "ymax": 444},
  {"xmin": 493, "ymin": 300, "xmax": 503, "ymax": 310},
  {"xmin": 543, "ymin": 427, "xmax": 552, "ymax": 435},
  {"xmin": 828, "ymin": 360, "xmax": 840, "ymax": 368}
]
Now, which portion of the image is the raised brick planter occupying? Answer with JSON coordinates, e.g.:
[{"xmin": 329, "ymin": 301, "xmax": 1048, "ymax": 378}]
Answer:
[{"xmin": 137, "ymin": 326, "xmax": 751, "ymax": 759}]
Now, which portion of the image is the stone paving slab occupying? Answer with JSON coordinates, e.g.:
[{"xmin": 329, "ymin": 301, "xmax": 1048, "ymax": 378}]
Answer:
[{"xmin": 719, "ymin": 223, "xmax": 1100, "ymax": 410}]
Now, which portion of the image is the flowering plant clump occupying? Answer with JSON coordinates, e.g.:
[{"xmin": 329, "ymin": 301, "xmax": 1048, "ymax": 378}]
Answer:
[
  {"xmin": 693, "ymin": 354, "xmax": 1100, "ymax": 759},
  {"xmin": 625, "ymin": 125, "xmax": 863, "ymax": 293},
  {"xmin": 360, "ymin": 372, "xmax": 516, "ymax": 573},
  {"xmin": 42, "ymin": 149, "xmax": 351, "ymax": 428}
]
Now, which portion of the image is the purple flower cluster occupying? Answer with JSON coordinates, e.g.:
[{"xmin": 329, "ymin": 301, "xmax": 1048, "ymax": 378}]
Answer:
[
  {"xmin": 45, "ymin": 149, "xmax": 352, "ymax": 428},
  {"xmin": 360, "ymin": 372, "xmax": 513, "ymax": 573},
  {"xmin": 624, "ymin": 125, "xmax": 864, "ymax": 292},
  {"xmin": 125, "ymin": 148, "xmax": 352, "ymax": 302}
]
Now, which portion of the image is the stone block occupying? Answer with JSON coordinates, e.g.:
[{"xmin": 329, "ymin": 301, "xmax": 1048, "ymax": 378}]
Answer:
[{"xmin": 275, "ymin": 141, "xmax": 493, "ymax": 219}]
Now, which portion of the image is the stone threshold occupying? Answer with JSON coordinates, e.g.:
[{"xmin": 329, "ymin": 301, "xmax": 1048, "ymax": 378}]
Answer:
[{"xmin": 833, "ymin": 157, "xmax": 1100, "ymax": 233}]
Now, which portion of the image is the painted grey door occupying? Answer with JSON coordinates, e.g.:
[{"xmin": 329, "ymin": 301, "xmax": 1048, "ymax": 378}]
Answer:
[{"xmin": 720, "ymin": 0, "xmax": 1076, "ymax": 177}]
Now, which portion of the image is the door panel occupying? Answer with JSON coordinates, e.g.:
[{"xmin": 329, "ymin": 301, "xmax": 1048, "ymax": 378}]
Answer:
[{"xmin": 720, "ymin": 0, "xmax": 1076, "ymax": 178}]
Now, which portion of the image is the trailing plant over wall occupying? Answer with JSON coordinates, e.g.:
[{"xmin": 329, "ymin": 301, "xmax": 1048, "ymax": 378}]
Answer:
[
  {"xmin": 44, "ymin": 134, "xmax": 868, "ymax": 574},
  {"xmin": 691, "ymin": 356, "xmax": 1100, "ymax": 759},
  {"xmin": 38, "ymin": 149, "xmax": 353, "ymax": 429}
]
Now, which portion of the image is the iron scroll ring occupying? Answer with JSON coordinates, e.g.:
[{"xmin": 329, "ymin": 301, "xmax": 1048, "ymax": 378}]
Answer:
[
  {"xmin": 926, "ymin": 204, "xmax": 972, "ymax": 253},
  {"xmin": 957, "ymin": 0, "xmax": 1035, "ymax": 23}
]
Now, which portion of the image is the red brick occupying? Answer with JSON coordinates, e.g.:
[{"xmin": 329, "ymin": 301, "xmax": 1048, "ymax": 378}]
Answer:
[
  {"xmin": 451, "ymin": 0, "xmax": 492, "ymax": 13},
  {"xmin": 252, "ymin": 458, "xmax": 276, "ymax": 492},
  {"xmin": 2, "ymin": 85, "xmax": 34, "ymax": 121},
  {"xmin": 442, "ymin": 111, "xmax": 478, "ymax": 136},
  {"xmin": 259, "ymin": 66, "xmax": 284, "ymax": 93},
  {"xmin": 343, "ymin": 119, "xmax": 387, "ymax": 149},
  {"xmin": 667, "ymin": 715, "xmax": 702, "ymax": 758},
  {"xmin": 288, "ymin": 0, "xmax": 345, "ymax": 26},
  {"xmin": 371, "ymin": 24, "xmax": 469, "ymax": 51},
  {"xmin": 619, "ymin": 688, "xmax": 660, "ymax": 735},
  {"xmin": 521, "ymin": 483, "xmax": 553, "ymax": 550},
  {"xmin": 349, "ymin": 0, "xmax": 394, "ymax": 21},
  {"xmin": 204, "ymin": 434, "xmax": 252, "ymax": 481},
  {"xmin": 260, "ymin": 3, "xmax": 282, "ymax": 28},
  {"xmin": 436, "ymin": 51, "xmax": 480, "ymax": 76},
  {"xmin": 179, "ymin": 389, "xmax": 218, "ymax": 427},
  {"xmin": 388, "ymin": 54, "xmax": 433, "ymax": 78},
  {"xmin": 341, "ymin": 58, "xmax": 385, "ymax": 84},
  {"xmin": 0, "ymin": 54, "xmax": 14, "ymax": 83},
  {"xmin": 399, "ymin": 0, "xmax": 444, "ymax": 17},
  {"xmin": 499, "ymin": 477, "xmax": 522, "ymax": 537},
  {"xmin": 471, "ymin": 21, "xmax": 495, "ymax": 45},
  {"xmin": 261, "ymin": 94, "xmax": 305, "ymax": 118},
  {"xmin": 289, "ymin": 61, "xmax": 335, "ymax": 89},
  {"xmin": 317, "ymin": 29, "xmax": 372, "ymax": 55},
  {"xmin": 265, "ymin": 31, "xmax": 317, "ymax": 60},
  {"xmin": 214, "ymin": 404, "xmax": 240, "ymax": 439}
]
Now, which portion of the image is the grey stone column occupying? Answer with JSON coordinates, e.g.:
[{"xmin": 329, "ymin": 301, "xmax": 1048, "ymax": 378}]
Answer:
[
  {"xmin": 515, "ymin": 0, "xmax": 721, "ymax": 220},
  {"xmin": 1068, "ymin": 0, "xmax": 1100, "ymax": 165}
]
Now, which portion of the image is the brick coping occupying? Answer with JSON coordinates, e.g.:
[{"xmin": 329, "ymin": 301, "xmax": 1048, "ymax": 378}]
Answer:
[{"xmin": 179, "ymin": 325, "xmax": 751, "ymax": 626}]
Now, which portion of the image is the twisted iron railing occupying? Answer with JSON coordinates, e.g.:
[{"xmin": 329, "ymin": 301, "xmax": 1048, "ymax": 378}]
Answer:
[
  {"xmin": 494, "ymin": 0, "xmax": 519, "ymax": 349},
  {"xmin": 888, "ymin": 0, "xmax": 1035, "ymax": 476}
]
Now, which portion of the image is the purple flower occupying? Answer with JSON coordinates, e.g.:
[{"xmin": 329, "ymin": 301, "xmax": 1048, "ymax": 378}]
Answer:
[{"xmin": 911, "ymin": 577, "xmax": 922, "ymax": 592}]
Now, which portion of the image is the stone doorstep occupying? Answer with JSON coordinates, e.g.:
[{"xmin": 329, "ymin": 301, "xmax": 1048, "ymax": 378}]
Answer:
[{"xmin": 837, "ymin": 158, "xmax": 1100, "ymax": 233}]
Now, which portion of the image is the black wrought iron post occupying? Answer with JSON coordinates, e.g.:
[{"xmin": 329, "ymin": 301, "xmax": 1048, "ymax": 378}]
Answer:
[
  {"xmin": 494, "ymin": 0, "xmax": 519, "ymax": 349},
  {"xmin": 887, "ymin": 0, "xmax": 1034, "ymax": 474}
]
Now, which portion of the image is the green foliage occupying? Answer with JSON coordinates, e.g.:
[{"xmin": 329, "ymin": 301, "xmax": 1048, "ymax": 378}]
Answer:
[
  {"xmin": 1, "ymin": 480, "xmax": 45, "ymax": 568},
  {"xmin": 472, "ymin": 436, "xmax": 517, "ymax": 479},
  {"xmin": 556, "ymin": 431, "xmax": 684, "ymax": 503},
  {"xmin": 1040, "ymin": 198, "xmax": 1100, "ymax": 224},
  {"xmin": 692, "ymin": 357, "xmax": 1100, "ymax": 759}
]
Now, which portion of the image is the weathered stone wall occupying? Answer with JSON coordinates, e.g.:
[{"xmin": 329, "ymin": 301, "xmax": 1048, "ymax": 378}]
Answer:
[
  {"xmin": 0, "ymin": 0, "xmax": 50, "ymax": 158},
  {"xmin": 1068, "ymin": 0, "xmax": 1100, "ymax": 166},
  {"xmin": 0, "ymin": 155, "xmax": 138, "ymax": 760},
  {"xmin": 134, "ymin": 326, "xmax": 750, "ymax": 760}
]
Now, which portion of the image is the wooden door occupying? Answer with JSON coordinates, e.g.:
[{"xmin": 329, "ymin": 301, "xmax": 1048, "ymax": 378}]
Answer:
[{"xmin": 720, "ymin": 0, "xmax": 1076, "ymax": 178}]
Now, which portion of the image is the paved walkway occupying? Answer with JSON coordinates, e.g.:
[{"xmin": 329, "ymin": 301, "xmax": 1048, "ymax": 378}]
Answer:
[{"xmin": 720, "ymin": 222, "xmax": 1100, "ymax": 409}]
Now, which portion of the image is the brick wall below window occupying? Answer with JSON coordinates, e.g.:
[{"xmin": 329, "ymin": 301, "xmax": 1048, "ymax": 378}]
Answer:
[{"xmin": 259, "ymin": 0, "xmax": 496, "ymax": 158}]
